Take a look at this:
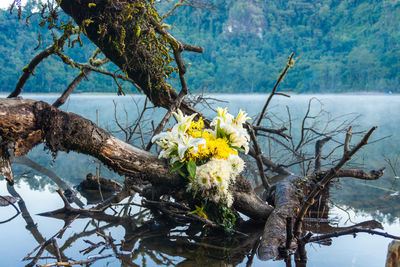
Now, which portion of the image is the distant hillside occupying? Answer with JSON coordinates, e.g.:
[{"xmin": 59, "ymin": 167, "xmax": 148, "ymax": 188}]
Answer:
[{"xmin": 1, "ymin": 0, "xmax": 399, "ymax": 94}]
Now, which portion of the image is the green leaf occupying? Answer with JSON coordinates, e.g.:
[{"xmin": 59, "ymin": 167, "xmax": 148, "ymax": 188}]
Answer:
[
  {"xmin": 170, "ymin": 161, "xmax": 185, "ymax": 173},
  {"xmin": 178, "ymin": 170, "xmax": 187, "ymax": 178},
  {"xmin": 186, "ymin": 161, "xmax": 196, "ymax": 179},
  {"xmin": 230, "ymin": 145, "xmax": 245, "ymax": 152},
  {"xmin": 216, "ymin": 120, "xmax": 223, "ymax": 138}
]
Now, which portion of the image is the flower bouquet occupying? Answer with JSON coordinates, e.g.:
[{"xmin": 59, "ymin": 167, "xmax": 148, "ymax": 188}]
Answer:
[{"xmin": 152, "ymin": 107, "xmax": 250, "ymax": 230}]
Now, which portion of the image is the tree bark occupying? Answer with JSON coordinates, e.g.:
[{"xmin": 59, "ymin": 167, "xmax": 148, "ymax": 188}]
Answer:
[{"xmin": 258, "ymin": 174, "xmax": 301, "ymax": 260}]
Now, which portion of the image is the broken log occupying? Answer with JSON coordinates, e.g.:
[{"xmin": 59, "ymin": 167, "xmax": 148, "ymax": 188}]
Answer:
[{"xmin": 257, "ymin": 174, "xmax": 301, "ymax": 260}]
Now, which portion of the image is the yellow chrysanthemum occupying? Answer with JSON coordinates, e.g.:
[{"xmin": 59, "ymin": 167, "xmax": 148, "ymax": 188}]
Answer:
[
  {"xmin": 186, "ymin": 118, "xmax": 205, "ymax": 137},
  {"xmin": 186, "ymin": 129, "xmax": 237, "ymax": 161}
]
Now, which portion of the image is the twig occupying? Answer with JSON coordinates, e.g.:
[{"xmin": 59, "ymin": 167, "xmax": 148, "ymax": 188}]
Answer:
[
  {"xmin": 256, "ymin": 52, "xmax": 296, "ymax": 127},
  {"xmin": 51, "ymin": 239, "xmax": 62, "ymax": 262},
  {"xmin": 247, "ymin": 125, "xmax": 271, "ymax": 190},
  {"xmin": 303, "ymin": 228, "xmax": 400, "ymax": 243},
  {"xmin": 56, "ymin": 52, "xmax": 142, "ymax": 92},
  {"xmin": 248, "ymin": 147, "xmax": 292, "ymax": 175},
  {"xmin": 253, "ymin": 125, "xmax": 292, "ymax": 140},
  {"xmin": 295, "ymin": 98, "xmax": 316, "ymax": 152}
]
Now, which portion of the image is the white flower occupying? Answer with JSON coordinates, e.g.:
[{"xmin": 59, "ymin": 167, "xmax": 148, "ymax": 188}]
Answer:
[
  {"xmin": 173, "ymin": 109, "xmax": 198, "ymax": 124},
  {"xmin": 152, "ymin": 112, "xmax": 205, "ymax": 162},
  {"xmin": 211, "ymin": 107, "xmax": 251, "ymax": 153},
  {"xmin": 171, "ymin": 109, "xmax": 198, "ymax": 133},
  {"xmin": 227, "ymin": 193, "xmax": 233, "ymax": 207},
  {"xmin": 176, "ymin": 134, "xmax": 206, "ymax": 160},
  {"xmin": 193, "ymin": 158, "xmax": 234, "ymax": 205},
  {"xmin": 233, "ymin": 109, "xmax": 251, "ymax": 126},
  {"xmin": 227, "ymin": 154, "xmax": 245, "ymax": 179}
]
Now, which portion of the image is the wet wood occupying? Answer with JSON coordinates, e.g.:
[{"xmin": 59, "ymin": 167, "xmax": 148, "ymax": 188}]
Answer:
[
  {"xmin": 258, "ymin": 174, "xmax": 301, "ymax": 260},
  {"xmin": 386, "ymin": 241, "xmax": 400, "ymax": 267}
]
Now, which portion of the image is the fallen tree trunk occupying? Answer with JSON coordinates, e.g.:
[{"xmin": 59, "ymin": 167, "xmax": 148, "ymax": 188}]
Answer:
[{"xmin": 0, "ymin": 98, "xmax": 273, "ymax": 220}]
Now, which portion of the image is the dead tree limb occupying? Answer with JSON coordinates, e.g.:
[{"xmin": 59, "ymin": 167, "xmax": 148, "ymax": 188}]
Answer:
[
  {"xmin": 256, "ymin": 52, "xmax": 295, "ymax": 127},
  {"xmin": 310, "ymin": 168, "xmax": 385, "ymax": 180},
  {"xmin": 247, "ymin": 125, "xmax": 271, "ymax": 190},
  {"xmin": 294, "ymin": 126, "xmax": 378, "ymax": 237},
  {"xmin": 303, "ymin": 228, "xmax": 400, "ymax": 243},
  {"xmin": 314, "ymin": 137, "xmax": 331, "ymax": 172}
]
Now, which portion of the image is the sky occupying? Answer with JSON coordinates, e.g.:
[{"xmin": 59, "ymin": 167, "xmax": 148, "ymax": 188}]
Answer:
[{"xmin": 0, "ymin": 0, "xmax": 28, "ymax": 10}]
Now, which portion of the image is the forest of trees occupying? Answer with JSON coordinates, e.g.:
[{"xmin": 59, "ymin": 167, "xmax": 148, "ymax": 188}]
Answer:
[{"xmin": 1, "ymin": 0, "xmax": 400, "ymax": 94}]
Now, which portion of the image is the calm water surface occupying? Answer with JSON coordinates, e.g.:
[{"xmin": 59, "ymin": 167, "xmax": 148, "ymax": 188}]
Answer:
[{"xmin": 0, "ymin": 94, "xmax": 399, "ymax": 266}]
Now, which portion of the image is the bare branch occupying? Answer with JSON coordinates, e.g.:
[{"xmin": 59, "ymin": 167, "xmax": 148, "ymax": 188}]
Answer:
[
  {"xmin": 294, "ymin": 126, "xmax": 378, "ymax": 237},
  {"xmin": 53, "ymin": 69, "xmax": 90, "ymax": 108},
  {"xmin": 55, "ymin": 52, "xmax": 142, "ymax": 92},
  {"xmin": 247, "ymin": 125, "xmax": 270, "ymax": 190},
  {"xmin": 311, "ymin": 168, "xmax": 385, "ymax": 180},
  {"xmin": 314, "ymin": 137, "xmax": 331, "ymax": 172},
  {"xmin": 256, "ymin": 52, "xmax": 296, "ymax": 127},
  {"xmin": 304, "ymin": 228, "xmax": 400, "ymax": 243},
  {"xmin": 253, "ymin": 125, "xmax": 292, "ymax": 140}
]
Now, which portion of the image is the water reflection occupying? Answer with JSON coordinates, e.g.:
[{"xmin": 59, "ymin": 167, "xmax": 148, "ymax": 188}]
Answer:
[{"xmin": 0, "ymin": 176, "xmax": 397, "ymax": 266}]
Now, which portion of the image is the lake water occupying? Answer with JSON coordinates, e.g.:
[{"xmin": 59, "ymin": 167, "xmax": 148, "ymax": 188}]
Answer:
[{"xmin": 0, "ymin": 94, "xmax": 399, "ymax": 266}]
